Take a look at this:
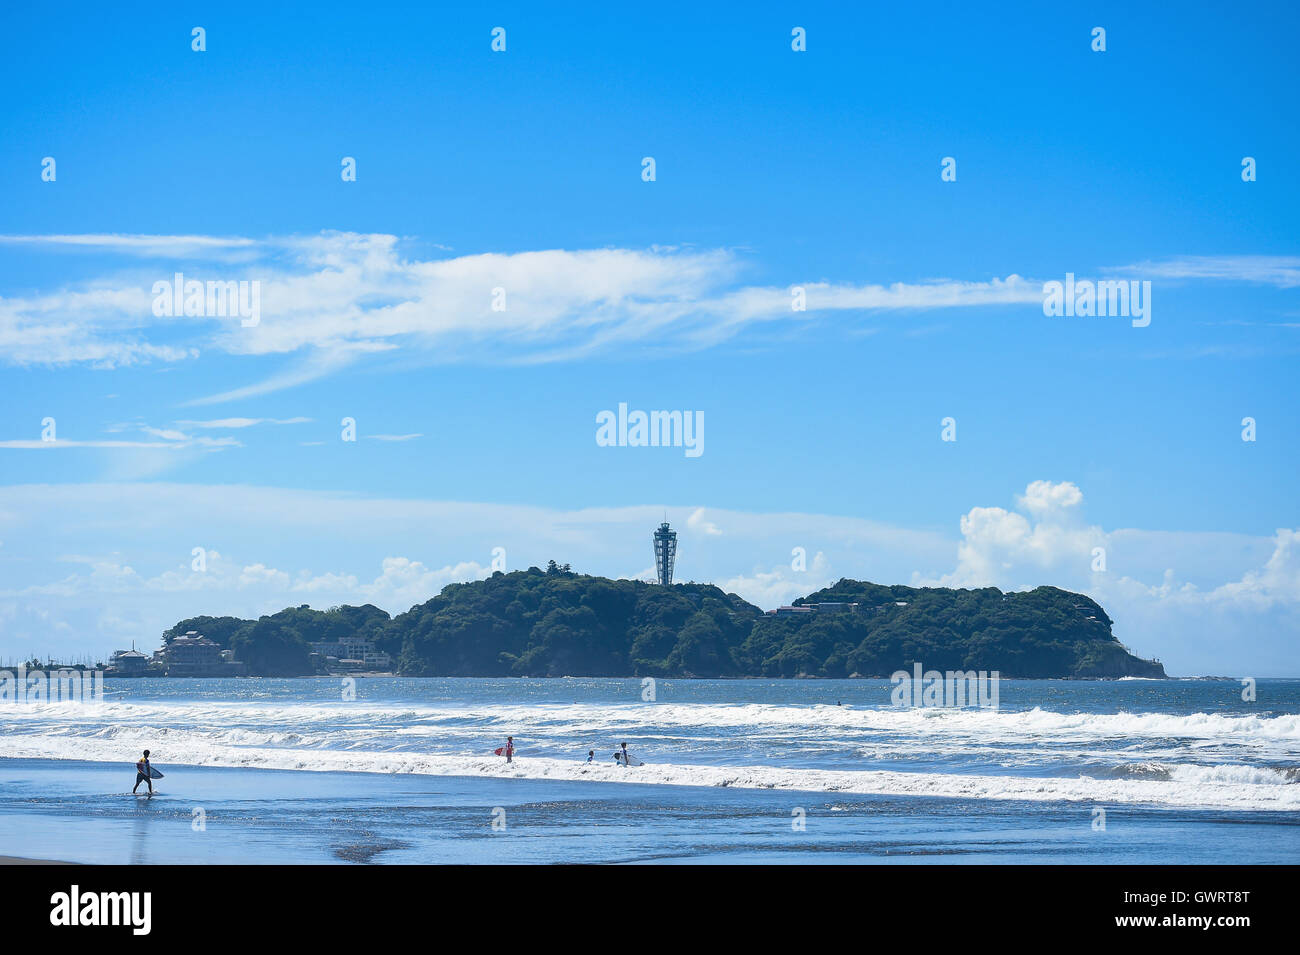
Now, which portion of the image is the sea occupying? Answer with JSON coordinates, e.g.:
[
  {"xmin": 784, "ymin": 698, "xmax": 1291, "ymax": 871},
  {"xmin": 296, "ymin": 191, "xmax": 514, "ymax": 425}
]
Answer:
[{"xmin": 0, "ymin": 677, "xmax": 1297, "ymax": 864}]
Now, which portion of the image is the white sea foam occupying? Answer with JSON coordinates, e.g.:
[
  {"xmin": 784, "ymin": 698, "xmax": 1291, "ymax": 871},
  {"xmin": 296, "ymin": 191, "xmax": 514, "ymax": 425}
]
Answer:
[
  {"xmin": 0, "ymin": 728, "xmax": 1296, "ymax": 810},
  {"xmin": 6, "ymin": 699, "xmax": 1300, "ymax": 743},
  {"xmin": 1, "ymin": 699, "xmax": 1298, "ymax": 810}
]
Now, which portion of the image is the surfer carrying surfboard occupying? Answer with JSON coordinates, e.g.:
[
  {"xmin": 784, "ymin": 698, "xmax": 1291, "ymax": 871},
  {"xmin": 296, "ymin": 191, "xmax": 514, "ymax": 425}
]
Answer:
[
  {"xmin": 132, "ymin": 749, "xmax": 153, "ymax": 796},
  {"xmin": 492, "ymin": 737, "xmax": 516, "ymax": 762},
  {"xmin": 614, "ymin": 742, "xmax": 644, "ymax": 767}
]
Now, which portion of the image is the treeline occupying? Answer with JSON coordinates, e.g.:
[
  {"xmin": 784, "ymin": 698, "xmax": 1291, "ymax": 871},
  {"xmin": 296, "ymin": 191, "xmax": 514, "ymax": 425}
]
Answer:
[
  {"xmin": 161, "ymin": 566, "xmax": 1165, "ymax": 679},
  {"xmin": 164, "ymin": 604, "xmax": 389, "ymax": 677},
  {"xmin": 750, "ymin": 581, "xmax": 1162, "ymax": 679},
  {"xmin": 381, "ymin": 565, "xmax": 760, "ymax": 677}
]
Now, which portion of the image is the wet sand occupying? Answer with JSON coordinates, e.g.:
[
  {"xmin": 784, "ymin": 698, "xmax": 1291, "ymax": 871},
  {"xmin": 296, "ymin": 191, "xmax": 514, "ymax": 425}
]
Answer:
[
  {"xmin": 4, "ymin": 756, "xmax": 1299, "ymax": 864},
  {"xmin": 0, "ymin": 855, "xmax": 73, "ymax": 864}
]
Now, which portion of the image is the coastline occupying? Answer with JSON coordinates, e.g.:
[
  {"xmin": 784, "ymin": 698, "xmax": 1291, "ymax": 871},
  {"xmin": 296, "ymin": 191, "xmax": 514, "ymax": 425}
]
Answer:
[
  {"xmin": 0, "ymin": 856, "xmax": 73, "ymax": 865},
  {"xmin": 89, "ymin": 671, "xmax": 1186, "ymax": 680},
  {"xmin": 3, "ymin": 756, "xmax": 1296, "ymax": 865}
]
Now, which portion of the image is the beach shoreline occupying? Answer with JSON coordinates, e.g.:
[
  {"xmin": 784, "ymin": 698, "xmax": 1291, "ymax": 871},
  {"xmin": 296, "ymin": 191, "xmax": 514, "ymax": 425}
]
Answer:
[
  {"xmin": 0, "ymin": 855, "xmax": 73, "ymax": 864},
  {"xmin": 2, "ymin": 755, "xmax": 1298, "ymax": 865}
]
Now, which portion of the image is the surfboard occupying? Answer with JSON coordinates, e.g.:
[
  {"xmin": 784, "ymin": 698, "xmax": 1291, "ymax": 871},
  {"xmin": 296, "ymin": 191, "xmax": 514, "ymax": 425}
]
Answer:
[
  {"xmin": 149, "ymin": 767, "xmax": 164, "ymax": 779},
  {"xmin": 615, "ymin": 752, "xmax": 644, "ymax": 766}
]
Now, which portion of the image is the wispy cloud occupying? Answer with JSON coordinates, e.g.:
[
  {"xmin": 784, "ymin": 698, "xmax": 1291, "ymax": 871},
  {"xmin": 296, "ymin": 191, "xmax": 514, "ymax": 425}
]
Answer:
[
  {"xmin": 0, "ymin": 233, "xmax": 263, "ymax": 259},
  {"xmin": 175, "ymin": 417, "xmax": 312, "ymax": 429},
  {"xmin": 9, "ymin": 234, "xmax": 1292, "ymax": 401},
  {"xmin": 1111, "ymin": 255, "xmax": 1300, "ymax": 288},
  {"xmin": 1, "ymin": 232, "xmax": 1044, "ymax": 399},
  {"xmin": 0, "ymin": 437, "xmax": 238, "ymax": 450}
]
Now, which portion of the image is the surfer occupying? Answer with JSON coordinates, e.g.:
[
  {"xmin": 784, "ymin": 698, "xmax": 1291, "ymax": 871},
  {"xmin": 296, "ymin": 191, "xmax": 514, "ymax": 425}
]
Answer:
[
  {"xmin": 504, "ymin": 736, "xmax": 514, "ymax": 764},
  {"xmin": 587, "ymin": 750, "xmax": 595, "ymax": 763},
  {"xmin": 132, "ymin": 749, "xmax": 153, "ymax": 796},
  {"xmin": 620, "ymin": 741, "xmax": 630, "ymax": 767}
]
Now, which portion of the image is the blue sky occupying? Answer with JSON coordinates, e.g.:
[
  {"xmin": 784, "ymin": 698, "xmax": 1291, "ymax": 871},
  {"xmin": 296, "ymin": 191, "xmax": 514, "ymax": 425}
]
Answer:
[{"xmin": 1, "ymin": 2, "xmax": 1297, "ymax": 674}]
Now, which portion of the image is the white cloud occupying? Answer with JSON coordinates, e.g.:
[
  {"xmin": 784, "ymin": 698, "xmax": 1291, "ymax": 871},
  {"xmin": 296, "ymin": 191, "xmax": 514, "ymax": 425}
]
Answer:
[
  {"xmin": 0, "ymin": 232, "xmax": 1044, "ymax": 397},
  {"xmin": 920, "ymin": 481, "xmax": 1104, "ymax": 590},
  {"xmin": 0, "ymin": 423, "xmax": 240, "ymax": 453},
  {"xmin": 687, "ymin": 507, "xmax": 723, "ymax": 536},
  {"xmin": 924, "ymin": 480, "xmax": 1300, "ymax": 615},
  {"xmin": 0, "ymin": 436, "xmax": 238, "ymax": 450},
  {"xmin": 176, "ymin": 417, "xmax": 311, "ymax": 429},
  {"xmin": 359, "ymin": 556, "xmax": 489, "ymax": 604},
  {"xmin": 0, "ymin": 233, "xmax": 262, "ymax": 258},
  {"xmin": 1018, "ymin": 479, "xmax": 1084, "ymax": 519},
  {"xmin": 722, "ymin": 551, "xmax": 833, "ymax": 608},
  {"xmin": 238, "ymin": 563, "xmax": 290, "ymax": 589},
  {"xmin": 1111, "ymin": 255, "xmax": 1300, "ymax": 288},
  {"xmin": 0, "ymin": 481, "xmax": 1293, "ymax": 674},
  {"xmin": 1213, "ymin": 529, "xmax": 1300, "ymax": 605}
]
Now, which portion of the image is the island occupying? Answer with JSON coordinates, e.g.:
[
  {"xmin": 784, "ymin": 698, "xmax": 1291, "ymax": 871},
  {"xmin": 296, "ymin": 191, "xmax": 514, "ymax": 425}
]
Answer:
[{"xmin": 142, "ymin": 564, "xmax": 1165, "ymax": 679}]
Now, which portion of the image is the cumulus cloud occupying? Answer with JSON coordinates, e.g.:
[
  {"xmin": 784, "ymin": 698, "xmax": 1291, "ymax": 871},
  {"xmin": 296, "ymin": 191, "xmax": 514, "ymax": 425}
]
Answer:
[
  {"xmin": 1215, "ymin": 529, "xmax": 1300, "ymax": 604},
  {"xmin": 919, "ymin": 480, "xmax": 1104, "ymax": 590},
  {"xmin": 910, "ymin": 481, "xmax": 1300, "ymax": 672},
  {"xmin": 924, "ymin": 480, "xmax": 1300, "ymax": 619},
  {"xmin": 0, "ymin": 481, "xmax": 1293, "ymax": 673},
  {"xmin": 687, "ymin": 507, "xmax": 723, "ymax": 536},
  {"xmin": 721, "ymin": 551, "xmax": 833, "ymax": 608},
  {"xmin": 360, "ymin": 556, "xmax": 490, "ymax": 604},
  {"xmin": 1018, "ymin": 479, "xmax": 1084, "ymax": 519}
]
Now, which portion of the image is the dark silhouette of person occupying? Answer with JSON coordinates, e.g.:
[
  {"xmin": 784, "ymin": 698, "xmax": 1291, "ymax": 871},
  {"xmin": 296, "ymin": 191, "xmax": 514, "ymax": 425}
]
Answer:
[{"xmin": 132, "ymin": 749, "xmax": 153, "ymax": 795}]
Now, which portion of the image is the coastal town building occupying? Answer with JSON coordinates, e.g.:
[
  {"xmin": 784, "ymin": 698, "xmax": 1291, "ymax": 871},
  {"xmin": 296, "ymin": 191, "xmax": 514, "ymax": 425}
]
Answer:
[
  {"xmin": 309, "ymin": 637, "xmax": 392, "ymax": 670},
  {"xmin": 162, "ymin": 632, "xmax": 225, "ymax": 676},
  {"xmin": 768, "ymin": 605, "xmax": 814, "ymax": 616},
  {"xmin": 766, "ymin": 602, "xmax": 861, "ymax": 616},
  {"xmin": 106, "ymin": 648, "xmax": 149, "ymax": 676}
]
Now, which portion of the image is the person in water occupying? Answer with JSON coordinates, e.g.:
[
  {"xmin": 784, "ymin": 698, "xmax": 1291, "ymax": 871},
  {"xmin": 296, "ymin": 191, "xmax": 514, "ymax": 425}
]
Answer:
[
  {"xmin": 587, "ymin": 750, "xmax": 595, "ymax": 763},
  {"xmin": 132, "ymin": 749, "xmax": 153, "ymax": 795},
  {"xmin": 503, "ymin": 736, "xmax": 514, "ymax": 764},
  {"xmin": 620, "ymin": 741, "xmax": 630, "ymax": 766}
]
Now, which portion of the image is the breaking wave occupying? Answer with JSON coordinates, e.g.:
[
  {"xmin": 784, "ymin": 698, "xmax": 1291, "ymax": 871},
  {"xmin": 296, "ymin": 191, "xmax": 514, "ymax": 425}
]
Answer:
[{"xmin": 2, "ymin": 697, "xmax": 1298, "ymax": 811}]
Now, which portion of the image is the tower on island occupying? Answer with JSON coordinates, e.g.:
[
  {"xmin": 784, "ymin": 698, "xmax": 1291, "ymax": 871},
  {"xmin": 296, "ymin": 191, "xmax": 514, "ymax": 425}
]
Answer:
[{"xmin": 653, "ymin": 521, "xmax": 677, "ymax": 586}]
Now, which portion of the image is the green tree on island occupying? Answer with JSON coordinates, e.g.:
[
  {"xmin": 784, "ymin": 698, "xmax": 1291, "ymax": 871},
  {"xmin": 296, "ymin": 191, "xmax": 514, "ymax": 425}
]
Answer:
[{"xmin": 162, "ymin": 569, "xmax": 1164, "ymax": 679}]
